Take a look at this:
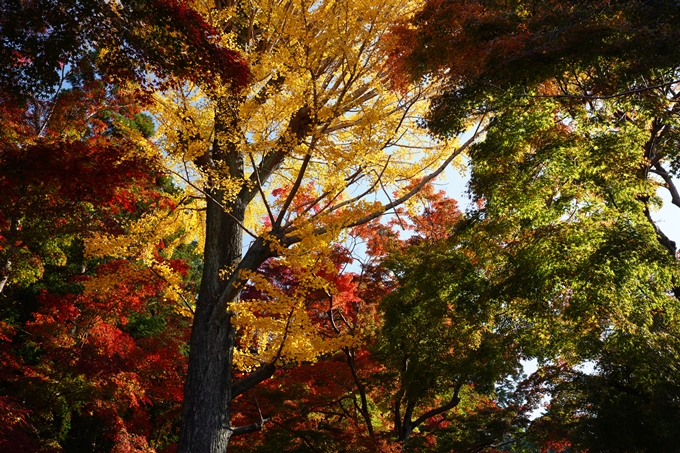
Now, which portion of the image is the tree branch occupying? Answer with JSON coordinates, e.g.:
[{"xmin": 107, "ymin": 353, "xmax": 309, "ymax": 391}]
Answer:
[
  {"xmin": 169, "ymin": 168, "xmax": 259, "ymax": 239},
  {"xmin": 343, "ymin": 122, "xmax": 485, "ymax": 229},
  {"xmin": 651, "ymin": 162, "xmax": 680, "ymax": 209},
  {"xmin": 410, "ymin": 380, "xmax": 464, "ymax": 430},
  {"xmin": 344, "ymin": 348, "xmax": 376, "ymax": 439},
  {"xmin": 281, "ymin": 121, "xmax": 486, "ymax": 246},
  {"xmin": 231, "ymin": 418, "xmax": 270, "ymax": 436},
  {"xmin": 231, "ymin": 362, "xmax": 277, "ymax": 400},
  {"xmin": 248, "ymin": 151, "xmax": 277, "ymax": 225},
  {"xmin": 242, "ymin": 105, "xmax": 313, "ymax": 205},
  {"xmin": 274, "ymin": 151, "xmax": 313, "ymax": 229}
]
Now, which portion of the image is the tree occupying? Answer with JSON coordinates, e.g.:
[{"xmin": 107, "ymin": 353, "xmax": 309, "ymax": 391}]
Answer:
[
  {"xmin": 391, "ymin": 0, "xmax": 680, "ymax": 135},
  {"xmin": 150, "ymin": 0, "xmax": 486, "ymax": 451},
  {"xmin": 0, "ymin": 2, "xmax": 246, "ymax": 448},
  {"xmin": 0, "ymin": 0, "xmax": 249, "ymax": 296},
  {"xmin": 525, "ymin": 326, "xmax": 680, "ymax": 453},
  {"xmin": 357, "ymin": 185, "xmax": 537, "ymax": 452},
  {"xmin": 0, "ymin": 0, "xmax": 248, "ymax": 100},
  {"xmin": 0, "ymin": 96, "xmax": 198, "ymax": 450},
  {"xmin": 392, "ymin": 0, "xmax": 680, "ymax": 264},
  {"xmin": 392, "ymin": 0, "xmax": 680, "ymax": 449}
]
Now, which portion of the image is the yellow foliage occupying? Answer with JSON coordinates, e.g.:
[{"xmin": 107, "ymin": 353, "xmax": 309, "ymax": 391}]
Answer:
[
  {"xmin": 233, "ymin": 264, "xmax": 360, "ymax": 370},
  {"xmin": 149, "ymin": 0, "xmax": 477, "ymax": 367},
  {"xmin": 84, "ymin": 196, "xmax": 204, "ymax": 315}
]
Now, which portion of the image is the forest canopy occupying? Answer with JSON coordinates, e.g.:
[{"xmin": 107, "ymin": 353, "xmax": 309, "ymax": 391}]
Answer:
[{"xmin": 1, "ymin": 1, "xmax": 679, "ymax": 452}]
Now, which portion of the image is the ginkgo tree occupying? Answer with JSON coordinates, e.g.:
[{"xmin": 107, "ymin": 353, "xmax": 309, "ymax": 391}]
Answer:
[{"xmin": 150, "ymin": 0, "xmax": 483, "ymax": 451}]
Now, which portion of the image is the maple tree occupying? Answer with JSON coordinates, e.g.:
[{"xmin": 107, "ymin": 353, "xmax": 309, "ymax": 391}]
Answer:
[
  {"xmin": 0, "ymin": 1, "xmax": 249, "ymax": 450},
  {"xmin": 222, "ymin": 185, "xmax": 539, "ymax": 453},
  {"xmin": 391, "ymin": 0, "xmax": 680, "ymax": 449},
  {"xmin": 0, "ymin": 0, "xmax": 248, "ymax": 100},
  {"xmin": 0, "ymin": 92, "xmax": 194, "ymax": 452},
  {"xmin": 0, "ymin": 55, "xmax": 202, "ymax": 449}
]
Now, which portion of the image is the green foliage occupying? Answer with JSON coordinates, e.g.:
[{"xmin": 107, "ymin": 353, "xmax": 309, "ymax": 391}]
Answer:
[
  {"xmin": 389, "ymin": 3, "xmax": 680, "ymax": 450},
  {"xmin": 379, "ymin": 237, "xmax": 523, "ymax": 400},
  {"xmin": 394, "ymin": 0, "xmax": 680, "ymax": 137}
]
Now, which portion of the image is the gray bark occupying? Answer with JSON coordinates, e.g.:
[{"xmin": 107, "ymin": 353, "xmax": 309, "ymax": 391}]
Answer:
[
  {"xmin": 178, "ymin": 96, "xmax": 253, "ymax": 453},
  {"xmin": 177, "ymin": 97, "xmax": 312, "ymax": 453}
]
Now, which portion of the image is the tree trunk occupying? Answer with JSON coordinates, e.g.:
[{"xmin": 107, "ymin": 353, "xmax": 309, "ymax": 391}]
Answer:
[
  {"xmin": 177, "ymin": 188, "xmax": 241, "ymax": 453},
  {"xmin": 178, "ymin": 96, "xmax": 250, "ymax": 453}
]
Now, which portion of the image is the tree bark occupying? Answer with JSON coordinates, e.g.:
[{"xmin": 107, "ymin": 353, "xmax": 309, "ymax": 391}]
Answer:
[
  {"xmin": 176, "ymin": 95, "xmax": 302, "ymax": 453},
  {"xmin": 173, "ymin": 62, "xmax": 481, "ymax": 453},
  {"xmin": 178, "ymin": 97, "xmax": 254, "ymax": 453},
  {"xmin": 176, "ymin": 186, "xmax": 242, "ymax": 453}
]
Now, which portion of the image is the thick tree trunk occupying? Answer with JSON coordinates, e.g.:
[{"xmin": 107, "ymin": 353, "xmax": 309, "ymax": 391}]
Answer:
[
  {"xmin": 177, "ymin": 186, "xmax": 243, "ymax": 453},
  {"xmin": 176, "ymin": 86, "xmax": 314, "ymax": 451},
  {"xmin": 178, "ymin": 96, "xmax": 248, "ymax": 453}
]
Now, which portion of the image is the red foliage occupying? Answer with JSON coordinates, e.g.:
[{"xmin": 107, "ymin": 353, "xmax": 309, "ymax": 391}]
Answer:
[
  {"xmin": 1, "ymin": 262, "xmax": 190, "ymax": 452},
  {"xmin": 229, "ymin": 185, "xmax": 471, "ymax": 452},
  {"xmin": 0, "ymin": 90, "xmax": 190, "ymax": 451},
  {"xmin": 229, "ymin": 353, "xmax": 389, "ymax": 453}
]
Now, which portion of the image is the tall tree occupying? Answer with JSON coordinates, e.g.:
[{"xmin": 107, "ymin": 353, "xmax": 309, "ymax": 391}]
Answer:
[
  {"xmin": 0, "ymin": 1, "xmax": 247, "ymax": 449},
  {"xmin": 392, "ymin": 0, "xmax": 680, "ymax": 259},
  {"xmin": 0, "ymin": 81, "xmax": 199, "ymax": 451},
  {"xmin": 223, "ymin": 185, "xmax": 540, "ymax": 453},
  {"xmin": 392, "ymin": 0, "xmax": 680, "ymax": 449},
  {"xmin": 0, "ymin": 0, "xmax": 248, "ymax": 295},
  {"xmin": 151, "ymin": 0, "xmax": 484, "ymax": 451}
]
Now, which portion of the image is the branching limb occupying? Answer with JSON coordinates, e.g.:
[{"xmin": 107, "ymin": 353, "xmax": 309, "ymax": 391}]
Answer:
[
  {"xmin": 274, "ymin": 151, "xmax": 313, "ymax": 229},
  {"xmin": 327, "ymin": 156, "xmax": 391, "ymax": 214},
  {"xmin": 35, "ymin": 62, "xmax": 67, "ymax": 137},
  {"xmin": 248, "ymin": 151, "xmax": 277, "ymax": 225},
  {"xmin": 232, "ymin": 363, "xmax": 277, "ymax": 399},
  {"xmin": 168, "ymin": 168, "xmax": 259, "ymax": 240},
  {"xmin": 411, "ymin": 380, "xmax": 464, "ymax": 430},
  {"xmin": 651, "ymin": 162, "xmax": 680, "ymax": 209},
  {"xmin": 344, "ymin": 121, "xmax": 486, "ymax": 229},
  {"xmin": 282, "ymin": 121, "xmax": 486, "ymax": 246},
  {"xmin": 242, "ymin": 105, "xmax": 313, "ymax": 205},
  {"xmin": 230, "ymin": 389, "xmax": 270, "ymax": 436},
  {"xmin": 344, "ymin": 348, "xmax": 376, "ymax": 439}
]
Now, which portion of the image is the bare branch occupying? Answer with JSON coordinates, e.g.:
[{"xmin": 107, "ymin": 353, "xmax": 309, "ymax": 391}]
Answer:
[
  {"xmin": 231, "ymin": 419, "xmax": 269, "ymax": 436},
  {"xmin": 275, "ymin": 151, "xmax": 313, "ymax": 229},
  {"xmin": 651, "ymin": 163, "xmax": 680, "ymax": 209},
  {"xmin": 248, "ymin": 151, "xmax": 277, "ymax": 225},
  {"xmin": 168, "ymin": 169, "xmax": 259, "ymax": 240}
]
